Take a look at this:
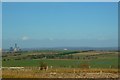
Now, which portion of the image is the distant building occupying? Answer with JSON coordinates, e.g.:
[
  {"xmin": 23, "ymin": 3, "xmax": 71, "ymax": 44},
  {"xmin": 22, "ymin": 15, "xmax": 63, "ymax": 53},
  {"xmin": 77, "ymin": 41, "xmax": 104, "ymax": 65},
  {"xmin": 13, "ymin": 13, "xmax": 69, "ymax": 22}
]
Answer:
[
  {"xmin": 9, "ymin": 43, "xmax": 21, "ymax": 53},
  {"xmin": 10, "ymin": 47, "xmax": 14, "ymax": 52},
  {"xmin": 64, "ymin": 48, "xmax": 68, "ymax": 50},
  {"xmin": 14, "ymin": 43, "xmax": 19, "ymax": 52}
]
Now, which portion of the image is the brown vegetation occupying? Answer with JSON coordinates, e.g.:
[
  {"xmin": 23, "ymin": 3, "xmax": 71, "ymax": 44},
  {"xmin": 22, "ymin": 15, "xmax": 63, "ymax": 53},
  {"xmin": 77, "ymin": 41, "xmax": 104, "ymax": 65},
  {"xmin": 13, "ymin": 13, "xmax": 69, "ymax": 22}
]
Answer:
[{"xmin": 2, "ymin": 67, "xmax": 118, "ymax": 78}]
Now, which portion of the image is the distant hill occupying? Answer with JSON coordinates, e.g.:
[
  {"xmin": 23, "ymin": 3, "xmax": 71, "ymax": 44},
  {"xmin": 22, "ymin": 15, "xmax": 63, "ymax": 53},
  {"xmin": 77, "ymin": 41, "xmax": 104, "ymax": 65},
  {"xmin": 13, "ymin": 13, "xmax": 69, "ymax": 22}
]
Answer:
[
  {"xmin": 2, "ymin": 47, "xmax": 118, "ymax": 52},
  {"xmin": 17, "ymin": 47, "xmax": 118, "ymax": 51}
]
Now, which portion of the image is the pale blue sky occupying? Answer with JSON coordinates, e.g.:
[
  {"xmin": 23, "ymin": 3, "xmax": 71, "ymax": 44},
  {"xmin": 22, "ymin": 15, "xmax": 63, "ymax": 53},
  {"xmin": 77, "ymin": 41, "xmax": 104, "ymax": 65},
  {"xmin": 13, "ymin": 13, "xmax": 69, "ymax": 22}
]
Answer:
[
  {"xmin": 2, "ymin": 0, "xmax": 119, "ymax": 2},
  {"xmin": 0, "ymin": 2, "xmax": 2, "ymax": 48},
  {"xmin": 2, "ymin": 2, "xmax": 118, "ymax": 49}
]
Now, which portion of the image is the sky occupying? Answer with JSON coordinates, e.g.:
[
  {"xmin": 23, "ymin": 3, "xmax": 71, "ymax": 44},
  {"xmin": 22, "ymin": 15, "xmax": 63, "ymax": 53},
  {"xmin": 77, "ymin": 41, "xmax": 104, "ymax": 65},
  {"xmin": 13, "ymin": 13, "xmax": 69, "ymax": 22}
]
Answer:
[
  {"xmin": 2, "ymin": 2, "xmax": 118, "ymax": 49},
  {"xmin": 1, "ymin": 0, "xmax": 120, "ymax": 2},
  {"xmin": 0, "ymin": 2, "xmax": 2, "ymax": 49}
]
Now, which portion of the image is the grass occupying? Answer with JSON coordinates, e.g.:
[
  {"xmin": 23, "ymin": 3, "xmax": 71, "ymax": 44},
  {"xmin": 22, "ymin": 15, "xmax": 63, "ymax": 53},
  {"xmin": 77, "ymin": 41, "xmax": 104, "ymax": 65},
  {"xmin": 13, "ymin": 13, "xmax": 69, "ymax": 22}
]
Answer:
[
  {"xmin": 2, "ymin": 58, "xmax": 118, "ymax": 68},
  {"xmin": 2, "ymin": 50, "xmax": 118, "ymax": 68},
  {"xmin": 2, "ymin": 50, "xmax": 119, "ymax": 78},
  {"xmin": 2, "ymin": 68, "xmax": 118, "ymax": 78}
]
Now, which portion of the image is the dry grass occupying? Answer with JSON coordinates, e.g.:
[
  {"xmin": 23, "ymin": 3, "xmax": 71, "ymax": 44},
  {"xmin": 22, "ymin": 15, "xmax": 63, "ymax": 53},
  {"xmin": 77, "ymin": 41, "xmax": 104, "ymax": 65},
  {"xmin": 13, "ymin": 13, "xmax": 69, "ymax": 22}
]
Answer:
[{"xmin": 2, "ymin": 67, "xmax": 119, "ymax": 78}]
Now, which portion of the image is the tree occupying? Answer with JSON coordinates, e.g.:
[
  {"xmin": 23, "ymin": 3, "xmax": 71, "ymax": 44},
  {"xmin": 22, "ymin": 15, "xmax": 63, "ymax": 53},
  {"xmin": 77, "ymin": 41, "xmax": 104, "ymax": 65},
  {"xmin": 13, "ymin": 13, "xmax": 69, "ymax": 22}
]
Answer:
[{"xmin": 39, "ymin": 61, "xmax": 48, "ymax": 70}]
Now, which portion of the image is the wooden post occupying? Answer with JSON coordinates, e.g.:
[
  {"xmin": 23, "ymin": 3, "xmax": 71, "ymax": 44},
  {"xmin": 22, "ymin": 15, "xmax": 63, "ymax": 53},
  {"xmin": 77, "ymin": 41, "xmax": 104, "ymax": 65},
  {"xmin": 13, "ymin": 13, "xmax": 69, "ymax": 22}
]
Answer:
[
  {"xmin": 74, "ymin": 69, "xmax": 75, "ymax": 73},
  {"xmin": 89, "ymin": 66, "xmax": 91, "ymax": 69},
  {"xmin": 100, "ymin": 70, "xmax": 102, "ymax": 74}
]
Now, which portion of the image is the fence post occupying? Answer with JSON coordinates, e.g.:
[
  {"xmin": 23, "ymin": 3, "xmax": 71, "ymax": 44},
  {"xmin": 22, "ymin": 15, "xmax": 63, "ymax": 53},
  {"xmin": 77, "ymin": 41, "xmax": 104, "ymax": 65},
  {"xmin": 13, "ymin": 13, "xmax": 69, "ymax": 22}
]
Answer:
[{"xmin": 74, "ymin": 69, "xmax": 75, "ymax": 73}]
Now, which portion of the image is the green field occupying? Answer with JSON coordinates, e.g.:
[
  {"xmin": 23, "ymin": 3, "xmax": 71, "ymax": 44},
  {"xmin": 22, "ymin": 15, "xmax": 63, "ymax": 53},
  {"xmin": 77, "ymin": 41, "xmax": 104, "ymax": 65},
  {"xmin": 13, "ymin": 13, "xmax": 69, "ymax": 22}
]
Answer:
[
  {"xmin": 2, "ymin": 59, "xmax": 118, "ymax": 68},
  {"xmin": 2, "ymin": 50, "xmax": 118, "ymax": 68}
]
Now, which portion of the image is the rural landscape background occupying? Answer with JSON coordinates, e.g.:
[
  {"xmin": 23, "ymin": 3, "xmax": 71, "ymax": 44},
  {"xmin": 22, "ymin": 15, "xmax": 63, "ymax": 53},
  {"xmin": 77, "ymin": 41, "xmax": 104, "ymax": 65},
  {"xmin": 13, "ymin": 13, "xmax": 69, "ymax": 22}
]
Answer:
[{"xmin": 2, "ymin": 2, "xmax": 119, "ymax": 78}]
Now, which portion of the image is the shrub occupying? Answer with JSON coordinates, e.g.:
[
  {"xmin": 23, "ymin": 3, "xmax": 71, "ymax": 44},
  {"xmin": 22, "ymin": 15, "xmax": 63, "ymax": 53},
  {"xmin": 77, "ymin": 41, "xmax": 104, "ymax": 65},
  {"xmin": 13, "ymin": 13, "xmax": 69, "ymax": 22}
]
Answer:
[{"xmin": 80, "ymin": 63, "xmax": 89, "ymax": 69}]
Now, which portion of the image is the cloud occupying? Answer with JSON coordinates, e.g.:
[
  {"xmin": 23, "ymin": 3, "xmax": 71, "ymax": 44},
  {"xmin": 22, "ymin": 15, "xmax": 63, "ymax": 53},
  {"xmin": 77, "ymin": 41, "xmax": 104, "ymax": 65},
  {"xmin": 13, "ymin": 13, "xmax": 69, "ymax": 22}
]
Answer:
[
  {"xmin": 21, "ymin": 36, "xmax": 29, "ymax": 41},
  {"xmin": 49, "ymin": 38, "xmax": 54, "ymax": 41}
]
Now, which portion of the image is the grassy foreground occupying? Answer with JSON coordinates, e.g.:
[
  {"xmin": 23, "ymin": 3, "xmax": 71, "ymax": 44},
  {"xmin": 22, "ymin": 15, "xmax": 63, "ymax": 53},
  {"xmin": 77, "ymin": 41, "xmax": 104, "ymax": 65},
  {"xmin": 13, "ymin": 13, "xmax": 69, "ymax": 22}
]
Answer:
[
  {"xmin": 2, "ymin": 50, "xmax": 119, "ymax": 78},
  {"xmin": 2, "ymin": 68, "xmax": 118, "ymax": 78}
]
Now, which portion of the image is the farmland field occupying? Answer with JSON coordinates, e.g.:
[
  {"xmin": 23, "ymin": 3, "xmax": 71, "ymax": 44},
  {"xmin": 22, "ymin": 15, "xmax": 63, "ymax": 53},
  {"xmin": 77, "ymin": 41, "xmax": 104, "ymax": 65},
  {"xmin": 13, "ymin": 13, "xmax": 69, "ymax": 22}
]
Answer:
[
  {"xmin": 2, "ymin": 50, "xmax": 119, "ymax": 78},
  {"xmin": 2, "ymin": 59, "xmax": 118, "ymax": 68}
]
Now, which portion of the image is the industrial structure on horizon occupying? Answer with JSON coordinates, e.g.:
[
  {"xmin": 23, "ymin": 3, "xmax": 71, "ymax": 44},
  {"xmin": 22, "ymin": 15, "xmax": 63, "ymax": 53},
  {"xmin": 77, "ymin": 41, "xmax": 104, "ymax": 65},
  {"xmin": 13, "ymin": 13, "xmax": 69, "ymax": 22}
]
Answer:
[{"xmin": 9, "ymin": 43, "xmax": 21, "ymax": 53}]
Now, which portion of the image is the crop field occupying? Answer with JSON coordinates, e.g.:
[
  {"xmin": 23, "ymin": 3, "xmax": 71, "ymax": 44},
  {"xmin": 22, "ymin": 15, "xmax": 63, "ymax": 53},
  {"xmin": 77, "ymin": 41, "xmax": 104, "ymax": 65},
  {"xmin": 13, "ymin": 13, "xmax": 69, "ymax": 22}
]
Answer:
[
  {"xmin": 2, "ymin": 50, "xmax": 119, "ymax": 78},
  {"xmin": 2, "ymin": 59, "xmax": 118, "ymax": 68}
]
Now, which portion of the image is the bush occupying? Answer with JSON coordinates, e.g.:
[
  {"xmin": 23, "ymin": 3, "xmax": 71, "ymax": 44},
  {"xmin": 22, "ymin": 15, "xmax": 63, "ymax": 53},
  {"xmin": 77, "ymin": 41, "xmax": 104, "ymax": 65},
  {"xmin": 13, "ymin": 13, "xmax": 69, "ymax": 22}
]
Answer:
[
  {"xmin": 80, "ymin": 63, "xmax": 89, "ymax": 69},
  {"xmin": 39, "ymin": 61, "xmax": 48, "ymax": 70}
]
